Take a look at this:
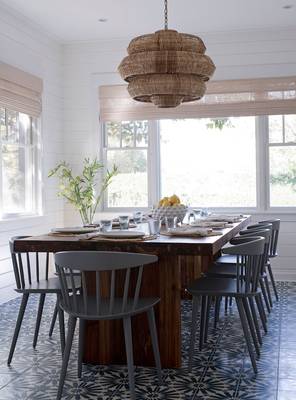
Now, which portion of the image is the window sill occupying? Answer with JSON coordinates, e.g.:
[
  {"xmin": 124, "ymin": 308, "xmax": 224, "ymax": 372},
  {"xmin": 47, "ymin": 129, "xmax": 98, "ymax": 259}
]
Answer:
[
  {"xmin": 0, "ymin": 214, "xmax": 45, "ymax": 227},
  {"xmin": 99, "ymin": 208, "xmax": 296, "ymax": 217}
]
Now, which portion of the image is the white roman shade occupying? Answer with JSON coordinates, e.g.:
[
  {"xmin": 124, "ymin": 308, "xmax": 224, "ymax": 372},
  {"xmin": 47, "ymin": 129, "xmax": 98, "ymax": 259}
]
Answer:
[
  {"xmin": 0, "ymin": 62, "xmax": 43, "ymax": 118},
  {"xmin": 99, "ymin": 76, "xmax": 296, "ymax": 121}
]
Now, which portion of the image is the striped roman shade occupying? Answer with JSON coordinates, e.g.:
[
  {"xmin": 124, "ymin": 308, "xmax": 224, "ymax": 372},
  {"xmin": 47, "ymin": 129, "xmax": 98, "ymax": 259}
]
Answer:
[
  {"xmin": 0, "ymin": 62, "xmax": 43, "ymax": 118},
  {"xmin": 99, "ymin": 76, "xmax": 296, "ymax": 121}
]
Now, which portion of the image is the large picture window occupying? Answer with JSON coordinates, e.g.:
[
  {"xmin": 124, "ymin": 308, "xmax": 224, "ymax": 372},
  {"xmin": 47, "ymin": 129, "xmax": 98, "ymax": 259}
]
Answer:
[
  {"xmin": 160, "ymin": 117, "xmax": 256, "ymax": 207},
  {"xmin": 0, "ymin": 107, "xmax": 40, "ymax": 217},
  {"xmin": 102, "ymin": 114, "xmax": 296, "ymax": 210}
]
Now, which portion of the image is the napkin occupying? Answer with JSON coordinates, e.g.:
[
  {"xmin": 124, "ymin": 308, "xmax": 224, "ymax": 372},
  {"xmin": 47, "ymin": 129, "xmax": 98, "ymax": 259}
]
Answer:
[
  {"xmin": 189, "ymin": 221, "xmax": 229, "ymax": 228},
  {"xmin": 162, "ymin": 226, "xmax": 223, "ymax": 237},
  {"xmin": 204, "ymin": 214, "xmax": 243, "ymax": 223}
]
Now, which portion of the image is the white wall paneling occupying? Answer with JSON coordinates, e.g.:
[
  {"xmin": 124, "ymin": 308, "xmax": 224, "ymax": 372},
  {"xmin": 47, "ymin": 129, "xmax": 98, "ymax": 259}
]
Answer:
[{"xmin": 0, "ymin": 3, "xmax": 64, "ymax": 301}]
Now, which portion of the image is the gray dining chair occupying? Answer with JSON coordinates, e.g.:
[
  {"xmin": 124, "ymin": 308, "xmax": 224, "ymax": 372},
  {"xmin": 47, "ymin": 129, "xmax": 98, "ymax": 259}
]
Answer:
[
  {"xmin": 54, "ymin": 251, "xmax": 162, "ymax": 400},
  {"xmin": 8, "ymin": 236, "xmax": 80, "ymax": 365},
  {"xmin": 211, "ymin": 224, "xmax": 272, "ymax": 312},
  {"xmin": 250, "ymin": 219, "xmax": 280, "ymax": 302},
  {"xmin": 187, "ymin": 236, "xmax": 265, "ymax": 374},
  {"xmin": 207, "ymin": 228, "xmax": 272, "ymax": 334}
]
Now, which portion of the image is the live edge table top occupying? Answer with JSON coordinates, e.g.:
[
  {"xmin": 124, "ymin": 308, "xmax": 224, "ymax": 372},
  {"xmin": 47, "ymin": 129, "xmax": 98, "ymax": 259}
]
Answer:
[{"xmin": 13, "ymin": 216, "xmax": 251, "ymax": 256}]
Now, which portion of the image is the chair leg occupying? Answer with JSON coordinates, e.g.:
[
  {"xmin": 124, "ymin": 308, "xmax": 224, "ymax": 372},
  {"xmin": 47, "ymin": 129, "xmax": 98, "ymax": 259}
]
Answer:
[
  {"xmin": 204, "ymin": 296, "xmax": 211, "ymax": 343},
  {"xmin": 78, "ymin": 319, "xmax": 85, "ymax": 379},
  {"xmin": 56, "ymin": 316, "xmax": 77, "ymax": 400},
  {"xmin": 214, "ymin": 297, "xmax": 221, "ymax": 329},
  {"xmin": 147, "ymin": 308, "xmax": 162, "ymax": 383},
  {"xmin": 33, "ymin": 293, "xmax": 46, "ymax": 348},
  {"xmin": 236, "ymin": 298, "xmax": 257, "ymax": 374},
  {"xmin": 255, "ymin": 294, "xmax": 268, "ymax": 334},
  {"xmin": 260, "ymin": 279, "xmax": 271, "ymax": 313},
  {"xmin": 123, "ymin": 317, "xmax": 136, "ymax": 400},
  {"xmin": 267, "ymin": 263, "xmax": 279, "ymax": 301},
  {"xmin": 57, "ymin": 295, "xmax": 65, "ymax": 355},
  {"xmin": 248, "ymin": 297, "xmax": 262, "ymax": 345},
  {"xmin": 224, "ymin": 296, "xmax": 228, "ymax": 314},
  {"xmin": 49, "ymin": 301, "xmax": 58, "ymax": 337},
  {"xmin": 242, "ymin": 298, "xmax": 260, "ymax": 357},
  {"xmin": 229, "ymin": 297, "xmax": 233, "ymax": 307},
  {"xmin": 7, "ymin": 293, "xmax": 29, "ymax": 365},
  {"xmin": 199, "ymin": 296, "xmax": 207, "ymax": 351},
  {"xmin": 264, "ymin": 275, "xmax": 273, "ymax": 308},
  {"xmin": 188, "ymin": 295, "xmax": 199, "ymax": 372}
]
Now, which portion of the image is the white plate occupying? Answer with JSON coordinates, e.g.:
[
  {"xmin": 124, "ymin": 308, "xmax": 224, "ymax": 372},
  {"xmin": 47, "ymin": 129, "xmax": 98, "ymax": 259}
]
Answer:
[
  {"xmin": 99, "ymin": 230, "xmax": 146, "ymax": 239},
  {"xmin": 51, "ymin": 227, "xmax": 100, "ymax": 234}
]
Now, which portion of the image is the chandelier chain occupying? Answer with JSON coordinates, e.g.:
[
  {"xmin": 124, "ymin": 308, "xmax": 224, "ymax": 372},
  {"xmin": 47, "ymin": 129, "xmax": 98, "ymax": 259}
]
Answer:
[{"xmin": 164, "ymin": 0, "xmax": 168, "ymax": 30}]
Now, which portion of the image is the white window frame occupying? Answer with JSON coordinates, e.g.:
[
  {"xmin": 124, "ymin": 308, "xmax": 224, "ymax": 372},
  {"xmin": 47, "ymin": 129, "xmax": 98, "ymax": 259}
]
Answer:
[
  {"xmin": 0, "ymin": 108, "xmax": 42, "ymax": 219},
  {"xmin": 101, "ymin": 115, "xmax": 296, "ymax": 213}
]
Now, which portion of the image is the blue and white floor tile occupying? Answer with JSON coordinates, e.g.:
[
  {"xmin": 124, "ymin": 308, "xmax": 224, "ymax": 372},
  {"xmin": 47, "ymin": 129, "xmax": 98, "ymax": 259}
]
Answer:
[{"xmin": 0, "ymin": 282, "xmax": 294, "ymax": 399}]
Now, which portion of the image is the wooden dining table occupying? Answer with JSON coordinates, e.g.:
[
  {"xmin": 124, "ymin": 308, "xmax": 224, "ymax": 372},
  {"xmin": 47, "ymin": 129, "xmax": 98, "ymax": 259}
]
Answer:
[{"xmin": 13, "ymin": 216, "xmax": 250, "ymax": 368}]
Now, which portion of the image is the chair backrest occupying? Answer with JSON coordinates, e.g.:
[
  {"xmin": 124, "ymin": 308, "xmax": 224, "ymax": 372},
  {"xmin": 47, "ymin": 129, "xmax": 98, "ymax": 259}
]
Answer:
[
  {"xmin": 239, "ymin": 228, "xmax": 272, "ymax": 271},
  {"xmin": 246, "ymin": 223, "xmax": 272, "ymax": 231},
  {"xmin": 54, "ymin": 251, "xmax": 158, "ymax": 318},
  {"xmin": 259, "ymin": 219, "xmax": 280, "ymax": 257},
  {"xmin": 9, "ymin": 236, "xmax": 50, "ymax": 290},
  {"xmin": 222, "ymin": 236, "xmax": 265, "ymax": 294}
]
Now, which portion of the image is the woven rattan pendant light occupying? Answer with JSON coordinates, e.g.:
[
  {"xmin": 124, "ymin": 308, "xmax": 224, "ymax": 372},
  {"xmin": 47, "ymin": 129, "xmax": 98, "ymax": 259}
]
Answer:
[{"xmin": 118, "ymin": 0, "xmax": 216, "ymax": 108}]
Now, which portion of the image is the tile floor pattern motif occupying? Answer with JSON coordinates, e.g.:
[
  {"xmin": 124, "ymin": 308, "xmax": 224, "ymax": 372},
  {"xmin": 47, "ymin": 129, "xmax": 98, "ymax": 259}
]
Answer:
[{"xmin": 0, "ymin": 282, "xmax": 295, "ymax": 399}]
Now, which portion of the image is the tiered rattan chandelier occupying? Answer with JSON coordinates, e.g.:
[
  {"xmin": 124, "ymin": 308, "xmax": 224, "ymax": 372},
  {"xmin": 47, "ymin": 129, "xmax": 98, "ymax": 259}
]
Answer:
[{"xmin": 118, "ymin": 0, "xmax": 216, "ymax": 108}]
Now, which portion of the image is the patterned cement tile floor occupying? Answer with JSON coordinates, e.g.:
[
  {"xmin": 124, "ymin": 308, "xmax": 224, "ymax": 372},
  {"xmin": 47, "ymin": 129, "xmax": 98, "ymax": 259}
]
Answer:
[{"xmin": 0, "ymin": 282, "xmax": 295, "ymax": 399}]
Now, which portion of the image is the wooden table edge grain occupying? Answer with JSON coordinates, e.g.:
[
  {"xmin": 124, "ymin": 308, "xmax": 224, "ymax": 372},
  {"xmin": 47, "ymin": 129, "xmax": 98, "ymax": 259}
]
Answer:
[{"xmin": 12, "ymin": 216, "xmax": 251, "ymax": 368}]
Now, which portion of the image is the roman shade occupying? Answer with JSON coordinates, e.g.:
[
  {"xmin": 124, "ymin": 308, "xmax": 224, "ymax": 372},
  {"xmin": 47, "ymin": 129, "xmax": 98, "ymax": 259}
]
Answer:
[
  {"xmin": 99, "ymin": 76, "xmax": 296, "ymax": 121},
  {"xmin": 0, "ymin": 62, "xmax": 43, "ymax": 118}
]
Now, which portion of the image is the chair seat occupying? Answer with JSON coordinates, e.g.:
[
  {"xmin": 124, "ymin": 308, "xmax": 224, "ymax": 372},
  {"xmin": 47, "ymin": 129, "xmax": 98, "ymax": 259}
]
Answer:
[
  {"xmin": 214, "ymin": 254, "xmax": 237, "ymax": 264},
  {"xmin": 187, "ymin": 277, "xmax": 258, "ymax": 297},
  {"xmin": 61, "ymin": 296, "xmax": 160, "ymax": 320},
  {"xmin": 15, "ymin": 276, "xmax": 81, "ymax": 294},
  {"xmin": 206, "ymin": 263, "xmax": 237, "ymax": 278}
]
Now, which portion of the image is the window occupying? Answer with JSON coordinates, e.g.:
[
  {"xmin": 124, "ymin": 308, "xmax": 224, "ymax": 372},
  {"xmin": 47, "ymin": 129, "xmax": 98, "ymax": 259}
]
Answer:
[
  {"xmin": 269, "ymin": 115, "xmax": 296, "ymax": 207},
  {"xmin": 0, "ymin": 107, "xmax": 40, "ymax": 217},
  {"xmin": 104, "ymin": 121, "xmax": 149, "ymax": 208},
  {"xmin": 102, "ymin": 114, "xmax": 296, "ymax": 210},
  {"xmin": 160, "ymin": 117, "xmax": 256, "ymax": 207}
]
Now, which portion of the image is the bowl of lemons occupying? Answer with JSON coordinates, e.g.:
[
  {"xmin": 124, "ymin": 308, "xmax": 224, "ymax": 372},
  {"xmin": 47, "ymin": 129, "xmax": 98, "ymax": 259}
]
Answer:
[{"xmin": 151, "ymin": 195, "xmax": 188, "ymax": 223}]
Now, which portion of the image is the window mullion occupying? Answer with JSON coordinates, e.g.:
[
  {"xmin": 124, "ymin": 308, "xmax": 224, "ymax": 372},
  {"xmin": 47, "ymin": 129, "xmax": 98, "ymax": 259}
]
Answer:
[
  {"xmin": 147, "ymin": 120, "xmax": 160, "ymax": 207},
  {"xmin": 256, "ymin": 115, "xmax": 269, "ymax": 211}
]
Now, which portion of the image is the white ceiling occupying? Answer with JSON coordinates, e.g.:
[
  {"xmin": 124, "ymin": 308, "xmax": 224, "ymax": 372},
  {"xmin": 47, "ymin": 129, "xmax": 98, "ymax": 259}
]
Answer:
[{"xmin": 1, "ymin": 0, "xmax": 296, "ymax": 42}]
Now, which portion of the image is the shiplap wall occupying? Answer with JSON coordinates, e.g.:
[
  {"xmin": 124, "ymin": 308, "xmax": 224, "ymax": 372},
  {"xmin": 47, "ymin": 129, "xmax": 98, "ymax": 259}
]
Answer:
[
  {"xmin": 0, "ymin": 4, "xmax": 64, "ymax": 302},
  {"xmin": 62, "ymin": 27, "xmax": 296, "ymax": 280}
]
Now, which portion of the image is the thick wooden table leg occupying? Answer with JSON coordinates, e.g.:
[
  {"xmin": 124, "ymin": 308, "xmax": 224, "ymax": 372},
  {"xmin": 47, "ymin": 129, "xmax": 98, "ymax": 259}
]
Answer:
[{"xmin": 83, "ymin": 253, "xmax": 182, "ymax": 368}]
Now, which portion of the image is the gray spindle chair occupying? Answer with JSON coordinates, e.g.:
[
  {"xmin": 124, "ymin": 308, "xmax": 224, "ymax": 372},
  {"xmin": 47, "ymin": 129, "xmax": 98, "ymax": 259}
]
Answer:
[
  {"xmin": 8, "ymin": 236, "xmax": 80, "ymax": 365},
  {"xmin": 212, "ymin": 223, "xmax": 272, "ymax": 313},
  {"xmin": 256, "ymin": 219, "xmax": 280, "ymax": 301},
  {"xmin": 187, "ymin": 236, "xmax": 265, "ymax": 374},
  {"xmin": 207, "ymin": 228, "xmax": 272, "ymax": 334},
  {"xmin": 54, "ymin": 251, "xmax": 162, "ymax": 400}
]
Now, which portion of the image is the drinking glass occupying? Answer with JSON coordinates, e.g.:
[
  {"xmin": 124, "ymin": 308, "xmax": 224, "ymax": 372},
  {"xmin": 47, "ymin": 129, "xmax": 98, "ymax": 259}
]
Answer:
[
  {"xmin": 148, "ymin": 219, "xmax": 161, "ymax": 235},
  {"xmin": 165, "ymin": 216, "xmax": 177, "ymax": 230},
  {"xmin": 133, "ymin": 211, "xmax": 143, "ymax": 225},
  {"xmin": 100, "ymin": 220, "xmax": 112, "ymax": 232},
  {"xmin": 201, "ymin": 208, "xmax": 209, "ymax": 217},
  {"xmin": 119, "ymin": 215, "xmax": 129, "ymax": 230},
  {"xmin": 193, "ymin": 209, "xmax": 202, "ymax": 221}
]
